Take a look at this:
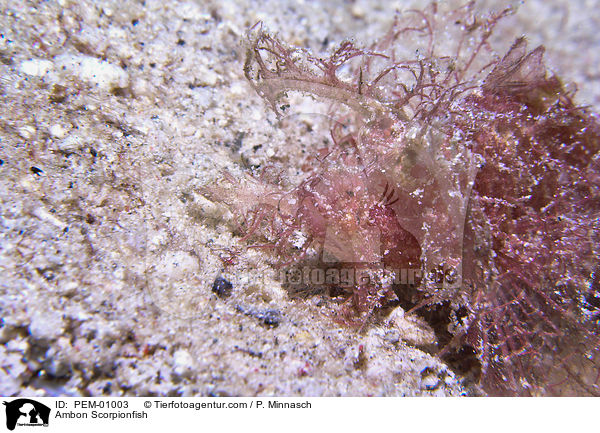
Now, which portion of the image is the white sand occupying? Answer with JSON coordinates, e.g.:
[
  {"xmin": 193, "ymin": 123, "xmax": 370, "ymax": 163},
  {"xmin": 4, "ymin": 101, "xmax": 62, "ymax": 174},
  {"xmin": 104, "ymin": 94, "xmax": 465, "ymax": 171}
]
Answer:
[{"xmin": 0, "ymin": 0, "xmax": 597, "ymax": 396}]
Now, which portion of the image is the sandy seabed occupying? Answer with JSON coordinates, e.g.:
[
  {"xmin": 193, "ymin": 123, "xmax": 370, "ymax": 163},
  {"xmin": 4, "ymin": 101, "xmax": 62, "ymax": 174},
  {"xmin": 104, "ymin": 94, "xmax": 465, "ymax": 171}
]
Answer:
[{"xmin": 1, "ymin": 0, "xmax": 598, "ymax": 396}]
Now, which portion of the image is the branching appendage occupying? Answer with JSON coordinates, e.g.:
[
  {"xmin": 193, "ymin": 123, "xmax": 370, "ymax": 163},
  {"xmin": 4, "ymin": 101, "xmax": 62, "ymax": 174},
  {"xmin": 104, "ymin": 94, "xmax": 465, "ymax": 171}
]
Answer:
[{"xmin": 244, "ymin": 22, "xmax": 391, "ymax": 121}]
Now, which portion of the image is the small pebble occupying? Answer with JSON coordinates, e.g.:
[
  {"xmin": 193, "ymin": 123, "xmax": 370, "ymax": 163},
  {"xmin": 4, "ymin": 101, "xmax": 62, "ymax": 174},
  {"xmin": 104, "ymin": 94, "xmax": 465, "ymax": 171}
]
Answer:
[
  {"xmin": 50, "ymin": 124, "xmax": 68, "ymax": 139},
  {"xmin": 20, "ymin": 59, "xmax": 53, "ymax": 76},
  {"xmin": 173, "ymin": 349, "xmax": 194, "ymax": 377},
  {"xmin": 212, "ymin": 277, "xmax": 232, "ymax": 298},
  {"xmin": 18, "ymin": 125, "xmax": 36, "ymax": 140},
  {"xmin": 30, "ymin": 166, "xmax": 44, "ymax": 176},
  {"xmin": 259, "ymin": 310, "xmax": 280, "ymax": 328}
]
